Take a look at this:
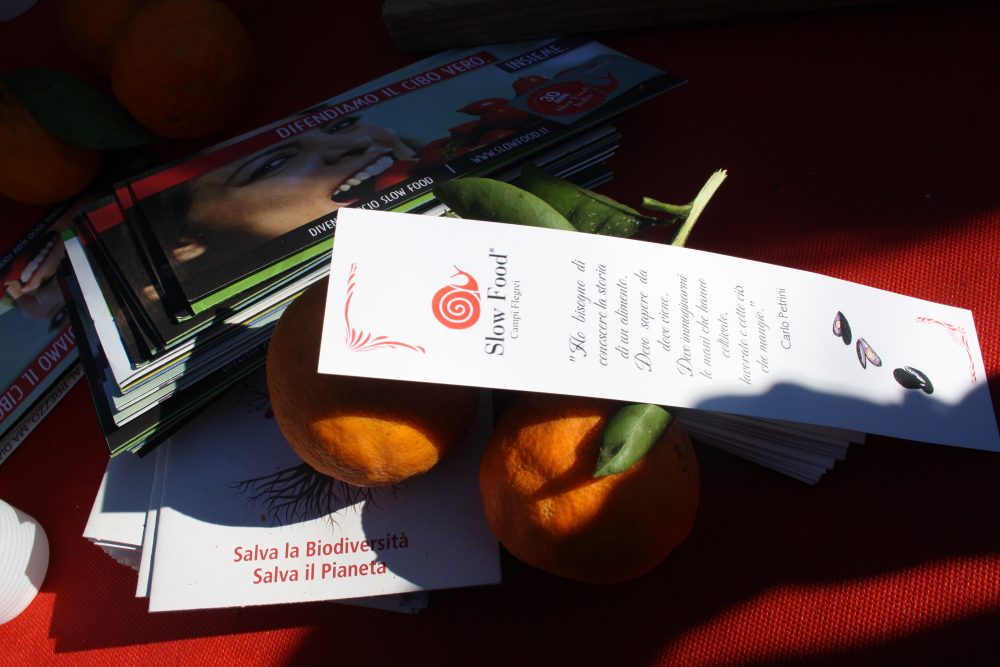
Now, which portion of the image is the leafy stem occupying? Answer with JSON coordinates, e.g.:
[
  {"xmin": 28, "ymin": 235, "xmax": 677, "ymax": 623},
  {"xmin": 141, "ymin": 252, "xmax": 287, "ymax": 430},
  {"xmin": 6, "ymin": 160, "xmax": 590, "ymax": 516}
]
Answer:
[{"xmin": 644, "ymin": 169, "xmax": 729, "ymax": 248}]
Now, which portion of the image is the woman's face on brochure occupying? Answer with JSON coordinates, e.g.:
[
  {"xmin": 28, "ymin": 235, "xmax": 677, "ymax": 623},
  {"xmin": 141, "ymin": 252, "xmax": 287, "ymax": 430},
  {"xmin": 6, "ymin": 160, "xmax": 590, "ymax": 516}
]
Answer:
[{"xmin": 186, "ymin": 116, "xmax": 416, "ymax": 238}]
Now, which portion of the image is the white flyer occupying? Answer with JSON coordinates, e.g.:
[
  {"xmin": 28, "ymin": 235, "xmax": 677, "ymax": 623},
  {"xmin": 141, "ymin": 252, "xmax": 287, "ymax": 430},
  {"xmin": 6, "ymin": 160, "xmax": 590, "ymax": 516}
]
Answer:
[
  {"xmin": 146, "ymin": 371, "xmax": 499, "ymax": 612},
  {"xmin": 319, "ymin": 209, "xmax": 999, "ymax": 452}
]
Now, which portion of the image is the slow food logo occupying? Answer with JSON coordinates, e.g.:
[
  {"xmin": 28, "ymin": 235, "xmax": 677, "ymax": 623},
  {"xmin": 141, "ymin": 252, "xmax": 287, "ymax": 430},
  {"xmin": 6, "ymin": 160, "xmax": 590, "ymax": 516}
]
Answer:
[{"xmin": 432, "ymin": 267, "xmax": 481, "ymax": 329}]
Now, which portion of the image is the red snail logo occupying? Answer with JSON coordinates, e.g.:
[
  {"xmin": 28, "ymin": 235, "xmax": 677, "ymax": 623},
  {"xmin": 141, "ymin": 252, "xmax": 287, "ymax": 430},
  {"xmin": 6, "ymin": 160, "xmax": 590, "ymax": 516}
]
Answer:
[{"xmin": 432, "ymin": 267, "xmax": 481, "ymax": 329}]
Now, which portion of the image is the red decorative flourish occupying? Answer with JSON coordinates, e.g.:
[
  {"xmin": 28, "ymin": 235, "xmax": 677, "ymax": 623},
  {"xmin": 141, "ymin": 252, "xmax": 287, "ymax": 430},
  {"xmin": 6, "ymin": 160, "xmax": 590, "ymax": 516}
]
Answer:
[
  {"xmin": 916, "ymin": 316, "xmax": 976, "ymax": 383},
  {"xmin": 343, "ymin": 263, "xmax": 425, "ymax": 353}
]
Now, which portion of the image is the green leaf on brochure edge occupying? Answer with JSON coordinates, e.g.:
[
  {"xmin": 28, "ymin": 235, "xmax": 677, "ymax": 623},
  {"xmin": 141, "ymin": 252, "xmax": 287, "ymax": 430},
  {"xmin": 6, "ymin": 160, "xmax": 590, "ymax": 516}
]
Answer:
[{"xmin": 0, "ymin": 67, "xmax": 156, "ymax": 149}]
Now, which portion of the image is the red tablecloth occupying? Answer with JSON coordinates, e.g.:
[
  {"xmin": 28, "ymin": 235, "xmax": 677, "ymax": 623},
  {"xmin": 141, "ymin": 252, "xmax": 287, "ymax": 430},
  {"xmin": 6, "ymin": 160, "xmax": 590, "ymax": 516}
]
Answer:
[{"xmin": 2, "ymin": 1, "xmax": 998, "ymax": 664}]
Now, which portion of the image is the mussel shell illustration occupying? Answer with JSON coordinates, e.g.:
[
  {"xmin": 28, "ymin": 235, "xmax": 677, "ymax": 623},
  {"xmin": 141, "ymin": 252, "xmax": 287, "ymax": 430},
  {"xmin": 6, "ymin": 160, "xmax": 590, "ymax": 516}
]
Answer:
[
  {"xmin": 856, "ymin": 337, "xmax": 881, "ymax": 369},
  {"xmin": 893, "ymin": 366, "xmax": 934, "ymax": 394},
  {"xmin": 832, "ymin": 310, "xmax": 852, "ymax": 345}
]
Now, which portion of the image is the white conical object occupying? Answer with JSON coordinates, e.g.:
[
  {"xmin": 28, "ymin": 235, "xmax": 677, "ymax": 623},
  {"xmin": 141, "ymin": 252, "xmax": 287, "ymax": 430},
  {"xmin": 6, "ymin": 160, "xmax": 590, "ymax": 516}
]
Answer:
[{"xmin": 0, "ymin": 499, "xmax": 49, "ymax": 624}]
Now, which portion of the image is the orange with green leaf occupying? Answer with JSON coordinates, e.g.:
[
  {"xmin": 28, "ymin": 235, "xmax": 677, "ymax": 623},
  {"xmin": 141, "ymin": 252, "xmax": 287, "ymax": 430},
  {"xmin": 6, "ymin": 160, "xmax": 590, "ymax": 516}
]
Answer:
[
  {"xmin": 0, "ymin": 67, "xmax": 154, "ymax": 205},
  {"xmin": 434, "ymin": 166, "xmax": 726, "ymax": 583},
  {"xmin": 479, "ymin": 395, "xmax": 699, "ymax": 584},
  {"xmin": 0, "ymin": 82, "xmax": 104, "ymax": 205}
]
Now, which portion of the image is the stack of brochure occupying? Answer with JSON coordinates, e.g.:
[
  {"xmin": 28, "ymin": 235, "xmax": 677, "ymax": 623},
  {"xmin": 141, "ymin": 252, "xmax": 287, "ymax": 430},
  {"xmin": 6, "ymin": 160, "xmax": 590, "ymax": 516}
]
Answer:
[
  {"xmin": 84, "ymin": 370, "xmax": 500, "ymax": 613},
  {"xmin": 62, "ymin": 35, "xmax": 684, "ymax": 456}
]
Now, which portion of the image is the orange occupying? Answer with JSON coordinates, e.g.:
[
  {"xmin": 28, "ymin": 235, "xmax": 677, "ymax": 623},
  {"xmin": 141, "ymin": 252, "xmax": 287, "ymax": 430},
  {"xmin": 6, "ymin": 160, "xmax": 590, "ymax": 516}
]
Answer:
[
  {"xmin": 266, "ymin": 279, "xmax": 480, "ymax": 487},
  {"xmin": 0, "ymin": 83, "xmax": 104, "ymax": 205},
  {"xmin": 110, "ymin": 0, "xmax": 256, "ymax": 139},
  {"xmin": 479, "ymin": 393, "xmax": 699, "ymax": 584},
  {"xmin": 56, "ymin": 0, "xmax": 150, "ymax": 76}
]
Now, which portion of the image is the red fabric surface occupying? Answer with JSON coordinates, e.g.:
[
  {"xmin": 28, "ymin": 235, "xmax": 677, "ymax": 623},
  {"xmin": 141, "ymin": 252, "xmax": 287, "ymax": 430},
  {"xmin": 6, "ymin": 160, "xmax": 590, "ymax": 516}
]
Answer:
[{"xmin": 2, "ymin": 1, "xmax": 999, "ymax": 664}]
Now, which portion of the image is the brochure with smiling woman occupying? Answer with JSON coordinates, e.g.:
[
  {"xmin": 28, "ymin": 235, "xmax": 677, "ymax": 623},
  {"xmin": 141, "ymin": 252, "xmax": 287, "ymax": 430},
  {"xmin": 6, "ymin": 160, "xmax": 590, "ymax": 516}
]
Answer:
[{"xmin": 119, "ymin": 36, "xmax": 683, "ymax": 317}]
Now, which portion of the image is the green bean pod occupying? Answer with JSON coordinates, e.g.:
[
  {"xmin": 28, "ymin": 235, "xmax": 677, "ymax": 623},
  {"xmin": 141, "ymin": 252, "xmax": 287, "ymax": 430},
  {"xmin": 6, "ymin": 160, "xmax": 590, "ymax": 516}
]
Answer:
[
  {"xmin": 519, "ymin": 163, "xmax": 657, "ymax": 237},
  {"xmin": 433, "ymin": 177, "xmax": 578, "ymax": 231}
]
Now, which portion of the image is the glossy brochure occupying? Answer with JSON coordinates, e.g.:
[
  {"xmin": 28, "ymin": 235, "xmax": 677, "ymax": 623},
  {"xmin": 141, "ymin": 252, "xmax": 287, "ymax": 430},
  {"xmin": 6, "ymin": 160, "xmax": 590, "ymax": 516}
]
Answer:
[
  {"xmin": 64, "ymin": 273, "xmax": 269, "ymax": 455},
  {"xmin": 127, "ymin": 35, "xmax": 681, "ymax": 313},
  {"xmin": 0, "ymin": 204, "xmax": 79, "ymax": 457}
]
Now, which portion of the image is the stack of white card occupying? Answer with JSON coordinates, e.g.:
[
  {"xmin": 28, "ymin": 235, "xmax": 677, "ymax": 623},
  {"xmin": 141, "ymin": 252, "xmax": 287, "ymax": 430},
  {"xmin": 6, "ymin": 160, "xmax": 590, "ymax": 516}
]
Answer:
[
  {"xmin": 673, "ymin": 409, "xmax": 863, "ymax": 484},
  {"xmin": 83, "ymin": 451, "xmax": 153, "ymax": 572},
  {"xmin": 84, "ymin": 371, "xmax": 500, "ymax": 613}
]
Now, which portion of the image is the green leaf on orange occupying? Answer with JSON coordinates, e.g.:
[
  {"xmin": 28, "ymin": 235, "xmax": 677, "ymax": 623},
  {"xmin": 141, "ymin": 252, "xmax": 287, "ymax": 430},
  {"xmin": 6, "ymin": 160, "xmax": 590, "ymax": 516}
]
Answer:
[
  {"xmin": 0, "ymin": 67, "xmax": 155, "ymax": 149},
  {"xmin": 594, "ymin": 403, "xmax": 674, "ymax": 477}
]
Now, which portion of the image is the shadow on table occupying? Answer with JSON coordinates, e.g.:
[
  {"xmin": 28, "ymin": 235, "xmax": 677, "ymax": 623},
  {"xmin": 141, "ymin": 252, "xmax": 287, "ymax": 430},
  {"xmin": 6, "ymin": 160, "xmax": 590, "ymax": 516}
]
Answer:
[{"xmin": 43, "ymin": 367, "xmax": 1000, "ymax": 663}]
